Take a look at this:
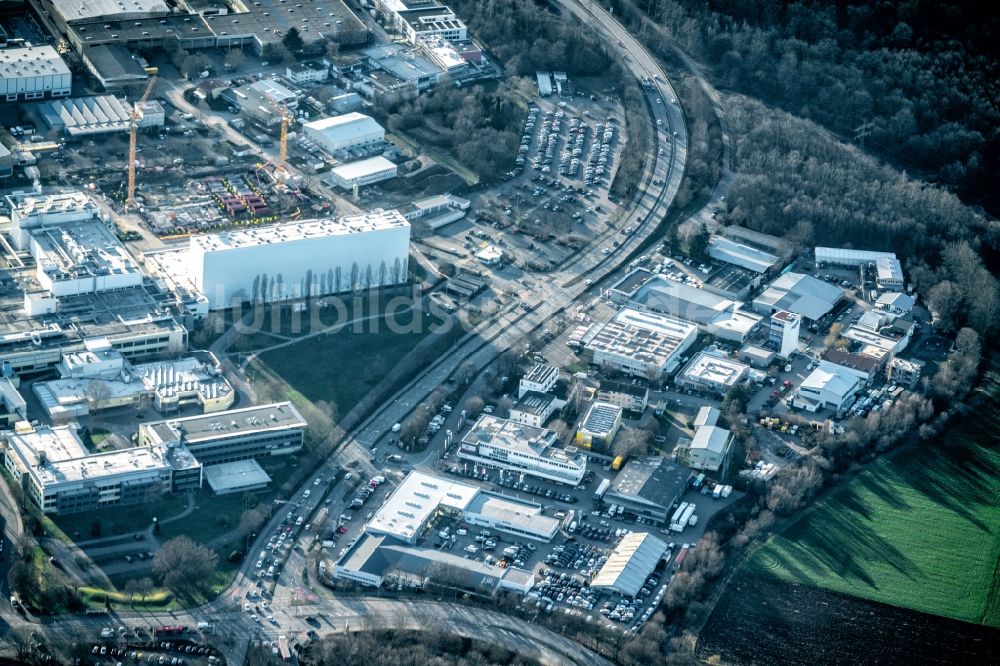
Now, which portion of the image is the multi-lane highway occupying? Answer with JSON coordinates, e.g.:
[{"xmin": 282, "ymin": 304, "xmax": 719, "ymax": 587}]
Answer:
[{"xmin": 0, "ymin": 2, "xmax": 690, "ymax": 663}]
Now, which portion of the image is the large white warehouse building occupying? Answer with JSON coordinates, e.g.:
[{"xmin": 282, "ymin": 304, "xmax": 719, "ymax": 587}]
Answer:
[
  {"xmin": 303, "ymin": 113, "xmax": 385, "ymax": 154},
  {"xmin": 190, "ymin": 210, "xmax": 411, "ymax": 309},
  {"xmin": 0, "ymin": 46, "xmax": 71, "ymax": 102}
]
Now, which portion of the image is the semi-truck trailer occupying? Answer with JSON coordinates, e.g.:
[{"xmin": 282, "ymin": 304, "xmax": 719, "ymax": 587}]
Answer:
[{"xmin": 592, "ymin": 478, "xmax": 611, "ymax": 501}]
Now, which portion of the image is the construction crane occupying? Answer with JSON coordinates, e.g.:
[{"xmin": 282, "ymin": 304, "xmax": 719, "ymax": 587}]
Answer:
[
  {"xmin": 126, "ymin": 76, "xmax": 156, "ymax": 211},
  {"xmin": 275, "ymin": 103, "xmax": 293, "ymax": 188}
]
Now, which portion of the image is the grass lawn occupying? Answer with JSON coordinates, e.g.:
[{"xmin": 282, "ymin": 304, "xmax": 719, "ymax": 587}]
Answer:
[
  {"xmin": 248, "ymin": 315, "xmax": 437, "ymax": 415},
  {"xmin": 749, "ymin": 365, "xmax": 1000, "ymax": 626},
  {"xmin": 53, "ymin": 494, "xmax": 188, "ymax": 541}
]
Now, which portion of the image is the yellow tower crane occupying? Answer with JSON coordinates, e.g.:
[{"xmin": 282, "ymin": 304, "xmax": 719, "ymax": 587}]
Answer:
[
  {"xmin": 276, "ymin": 104, "xmax": 293, "ymax": 188},
  {"xmin": 127, "ymin": 76, "xmax": 157, "ymax": 211}
]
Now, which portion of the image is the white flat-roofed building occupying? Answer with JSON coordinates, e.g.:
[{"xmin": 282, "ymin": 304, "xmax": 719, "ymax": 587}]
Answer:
[
  {"xmin": 752, "ymin": 272, "xmax": 845, "ymax": 322},
  {"xmin": 188, "ymin": 210, "xmax": 410, "ymax": 309},
  {"xmin": 591, "ymin": 532, "xmax": 668, "ymax": 597},
  {"xmin": 509, "ymin": 391, "xmax": 557, "ymax": 429},
  {"xmin": 624, "ymin": 274, "xmax": 762, "ymax": 343},
  {"xmin": 49, "ymin": 0, "xmax": 170, "ymax": 22},
  {"xmin": 396, "ymin": 5, "xmax": 467, "ymax": 43},
  {"xmin": 328, "ymin": 156, "xmax": 397, "ymax": 189},
  {"xmin": 363, "ymin": 42, "xmax": 445, "ymax": 90},
  {"xmin": 203, "ymin": 459, "xmax": 272, "ymax": 495},
  {"xmin": 460, "ymin": 415, "xmax": 586, "ymax": 485},
  {"xmin": 518, "ymin": 363, "xmax": 559, "ymax": 398},
  {"xmin": 6, "ymin": 190, "xmax": 102, "ymax": 250},
  {"xmin": 396, "ymin": 193, "xmax": 470, "ymax": 230},
  {"xmin": 365, "ymin": 470, "xmax": 479, "ymax": 544},
  {"xmin": 814, "ymin": 247, "xmax": 895, "ymax": 267},
  {"xmin": 2, "ymin": 424, "xmax": 201, "ymax": 514},
  {"xmin": 875, "ymin": 257, "xmax": 904, "ymax": 291},
  {"xmin": 769, "ymin": 309, "xmax": 801, "ymax": 358},
  {"xmin": 683, "ymin": 425, "xmax": 734, "ymax": 473},
  {"xmin": 583, "ymin": 307, "xmax": 698, "ymax": 378},
  {"xmin": 285, "ymin": 61, "xmax": 329, "ymax": 85},
  {"xmin": 676, "ymin": 351, "xmax": 750, "ymax": 394},
  {"xmin": 0, "ymin": 45, "xmax": 71, "ymax": 102},
  {"xmin": 464, "ymin": 492, "xmax": 559, "ymax": 542},
  {"xmin": 792, "ymin": 361, "xmax": 862, "ymax": 416},
  {"xmin": 34, "ymin": 353, "xmax": 235, "ymax": 422},
  {"xmin": 137, "ymin": 402, "xmax": 307, "ymax": 465},
  {"xmin": 575, "ymin": 401, "xmax": 623, "ymax": 451},
  {"xmin": 709, "ymin": 235, "xmax": 779, "ymax": 273},
  {"xmin": 29, "ymin": 220, "xmax": 144, "ymax": 298},
  {"xmin": 303, "ymin": 113, "xmax": 384, "ymax": 154}
]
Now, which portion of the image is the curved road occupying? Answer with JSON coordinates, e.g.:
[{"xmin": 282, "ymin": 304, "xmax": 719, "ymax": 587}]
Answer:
[{"xmin": 1, "ymin": 3, "xmax": 689, "ymax": 665}]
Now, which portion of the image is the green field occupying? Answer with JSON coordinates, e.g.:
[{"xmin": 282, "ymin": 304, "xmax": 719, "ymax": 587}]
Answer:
[
  {"xmin": 248, "ymin": 314, "xmax": 445, "ymax": 416},
  {"xmin": 749, "ymin": 366, "xmax": 1000, "ymax": 626}
]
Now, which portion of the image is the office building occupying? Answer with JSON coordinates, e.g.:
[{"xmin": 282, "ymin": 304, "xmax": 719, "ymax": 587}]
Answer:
[
  {"xmin": 575, "ymin": 402, "xmax": 622, "ymax": 451},
  {"xmin": 792, "ymin": 362, "xmax": 862, "ymax": 416},
  {"xmin": 138, "ymin": 402, "xmax": 306, "ymax": 465},
  {"xmin": 680, "ymin": 425, "xmax": 733, "ymax": 474},
  {"xmin": 34, "ymin": 342, "xmax": 234, "ymax": 422},
  {"xmin": 460, "ymin": 415, "xmax": 586, "ymax": 485},
  {"xmin": 26, "ymin": 220, "xmax": 144, "ymax": 300},
  {"xmin": 596, "ymin": 380, "xmax": 649, "ymax": 413},
  {"xmin": 676, "ymin": 351, "xmax": 750, "ymax": 395},
  {"xmin": 509, "ymin": 391, "xmax": 557, "ymax": 429},
  {"xmin": 591, "ymin": 532, "xmax": 668, "ymax": 597},
  {"xmin": 769, "ymin": 309, "xmax": 801, "ymax": 358},
  {"xmin": 187, "ymin": 210, "xmax": 411, "ymax": 309},
  {"xmin": 875, "ymin": 257, "xmax": 904, "ymax": 291},
  {"xmin": 518, "ymin": 363, "xmax": 559, "ymax": 398},
  {"xmin": 6, "ymin": 189, "xmax": 104, "ymax": 249},
  {"xmin": 603, "ymin": 457, "xmax": 692, "ymax": 524},
  {"xmin": 285, "ymin": 61, "xmax": 329, "ymax": 85},
  {"xmin": 889, "ymin": 357, "xmax": 924, "ymax": 389},
  {"xmin": 362, "ymin": 43, "xmax": 444, "ymax": 91},
  {"xmin": 0, "ymin": 45, "xmax": 72, "ymax": 102},
  {"xmin": 303, "ymin": 113, "xmax": 385, "ymax": 154},
  {"xmin": 328, "ymin": 156, "xmax": 397, "ymax": 189},
  {"xmin": 395, "ymin": 5, "xmax": 467, "ymax": 43},
  {"xmin": 2, "ymin": 424, "xmax": 201, "ymax": 515},
  {"xmin": 581, "ymin": 308, "xmax": 698, "ymax": 378}
]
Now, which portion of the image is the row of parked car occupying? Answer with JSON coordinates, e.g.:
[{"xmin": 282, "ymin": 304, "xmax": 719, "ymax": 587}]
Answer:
[{"xmin": 348, "ymin": 475, "xmax": 385, "ymax": 510}]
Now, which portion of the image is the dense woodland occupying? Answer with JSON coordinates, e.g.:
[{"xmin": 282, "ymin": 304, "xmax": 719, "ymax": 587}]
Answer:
[
  {"xmin": 613, "ymin": 0, "xmax": 999, "ymax": 215},
  {"xmin": 719, "ymin": 95, "xmax": 1000, "ymax": 336}
]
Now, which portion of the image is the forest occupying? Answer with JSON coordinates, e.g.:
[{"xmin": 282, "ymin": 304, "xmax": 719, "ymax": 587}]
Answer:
[
  {"xmin": 295, "ymin": 629, "xmax": 541, "ymax": 666},
  {"xmin": 612, "ymin": 0, "xmax": 999, "ymax": 215}
]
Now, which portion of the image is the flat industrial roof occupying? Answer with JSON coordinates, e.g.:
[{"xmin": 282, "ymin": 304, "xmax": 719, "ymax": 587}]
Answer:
[
  {"xmin": 584, "ymin": 308, "xmax": 698, "ymax": 368},
  {"xmin": 511, "ymin": 391, "xmax": 555, "ymax": 417},
  {"xmin": 462, "ymin": 415, "xmax": 584, "ymax": 468},
  {"xmin": 0, "ymin": 45, "xmax": 71, "ymax": 79},
  {"xmin": 680, "ymin": 351, "xmax": 750, "ymax": 387},
  {"xmin": 189, "ymin": 209, "xmax": 407, "ymax": 253},
  {"xmin": 608, "ymin": 457, "xmax": 690, "ymax": 508},
  {"xmin": 204, "ymin": 459, "xmax": 270, "ymax": 493},
  {"xmin": 52, "ymin": 0, "xmax": 169, "ymax": 21},
  {"xmin": 754, "ymin": 273, "xmax": 845, "ymax": 321},
  {"xmin": 330, "ymin": 156, "xmax": 396, "ymax": 180},
  {"xmin": 591, "ymin": 532, "xmax": 667, "ymax": 597},
  {"xmin": 305, "ymin": 112, "xmax": 383, "ymax": 138},
  {"xmin": 31, "ymin": 220, "xmax": 141, "ymax": 280},
  {"xmin": 580, "ymin": 402, "xmax": 621, "ymax": 436},
  {"xmin": 142, "ymin": 401, "xmax": 306, "ymax": 444},
  {"xmin": 523, "ymin": 363, "xmax": 558, "ymax": 386},
  {"xmin": 367, "ymin": 471, "xmax": 479, "ymax": 542},
  {"xmin": 465, "ymin": 492, "xmax": 559, "ymax": 537}
]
